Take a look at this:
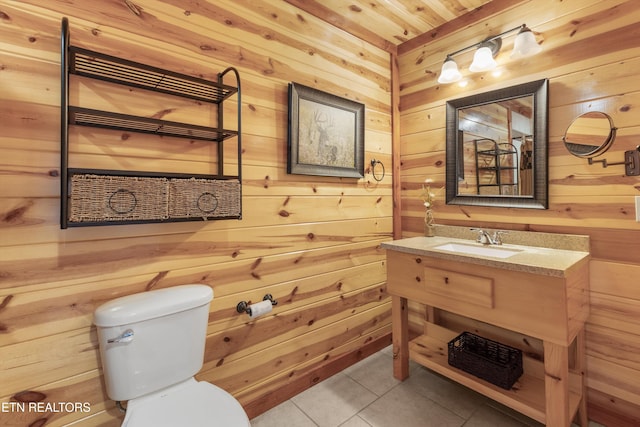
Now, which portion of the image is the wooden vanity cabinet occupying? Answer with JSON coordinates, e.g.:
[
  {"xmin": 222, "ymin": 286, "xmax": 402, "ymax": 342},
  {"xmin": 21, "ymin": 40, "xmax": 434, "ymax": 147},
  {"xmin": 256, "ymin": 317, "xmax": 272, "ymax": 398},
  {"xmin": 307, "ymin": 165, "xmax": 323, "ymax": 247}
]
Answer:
[{"xmin": 386, "ymin": 249, "xmax": 590, "ymax": 427}]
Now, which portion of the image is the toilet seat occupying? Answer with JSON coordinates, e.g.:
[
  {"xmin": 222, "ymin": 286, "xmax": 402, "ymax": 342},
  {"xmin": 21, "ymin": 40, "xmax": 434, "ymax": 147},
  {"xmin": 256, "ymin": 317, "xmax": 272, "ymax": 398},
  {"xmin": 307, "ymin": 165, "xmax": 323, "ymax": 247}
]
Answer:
[{"xmin": 121, "ymin": 378, "xmax": 250, "ymax": 427}]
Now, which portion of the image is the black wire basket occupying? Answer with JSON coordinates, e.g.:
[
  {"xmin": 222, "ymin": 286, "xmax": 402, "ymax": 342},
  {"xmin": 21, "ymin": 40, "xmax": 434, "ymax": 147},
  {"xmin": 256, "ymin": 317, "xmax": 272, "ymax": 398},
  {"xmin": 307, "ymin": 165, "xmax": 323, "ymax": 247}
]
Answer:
[{"xmin": 448, "ymin": 332, "xmax": 523, "ymax": 390}]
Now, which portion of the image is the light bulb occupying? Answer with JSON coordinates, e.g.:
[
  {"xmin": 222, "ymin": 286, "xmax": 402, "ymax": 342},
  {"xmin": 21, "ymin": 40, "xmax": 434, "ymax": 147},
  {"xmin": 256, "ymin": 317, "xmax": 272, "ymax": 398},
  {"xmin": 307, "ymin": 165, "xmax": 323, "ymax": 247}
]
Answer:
[
  {"xmin": 437, "ymin": 57, "xmax": 462, "ymax": 84},
  {"xmin": 511, "ymin": 27, "xmax": 542, "ymax": 58},
  {"xmin": 469, "ymin": 46, "xmax": 497, "ymax": 72}
]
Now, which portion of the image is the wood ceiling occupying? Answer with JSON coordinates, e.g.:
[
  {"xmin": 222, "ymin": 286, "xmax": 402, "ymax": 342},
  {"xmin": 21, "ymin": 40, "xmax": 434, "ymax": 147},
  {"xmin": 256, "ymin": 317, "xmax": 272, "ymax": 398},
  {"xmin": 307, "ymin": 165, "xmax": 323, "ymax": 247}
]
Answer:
[{"xmin": 284, "ymin": 0, "xmax": 527, "ymax": 53}]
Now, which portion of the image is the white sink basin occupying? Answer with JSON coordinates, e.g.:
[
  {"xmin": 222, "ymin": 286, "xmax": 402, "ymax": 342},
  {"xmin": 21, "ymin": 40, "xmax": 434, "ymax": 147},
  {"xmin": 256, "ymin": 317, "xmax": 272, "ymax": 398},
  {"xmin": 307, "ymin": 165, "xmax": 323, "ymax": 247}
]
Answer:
[{"xmin": 433, "ymin": 242, "xmax": 521, "ymax": 259}]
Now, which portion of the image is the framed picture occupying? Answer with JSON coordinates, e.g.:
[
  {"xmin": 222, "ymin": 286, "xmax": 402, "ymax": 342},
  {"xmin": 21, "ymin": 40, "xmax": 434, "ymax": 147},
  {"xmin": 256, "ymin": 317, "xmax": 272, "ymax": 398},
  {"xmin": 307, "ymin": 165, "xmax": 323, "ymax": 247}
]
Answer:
[{"xmin": 287, "ymin": 82, "xmax": 364, "ymax": 178}]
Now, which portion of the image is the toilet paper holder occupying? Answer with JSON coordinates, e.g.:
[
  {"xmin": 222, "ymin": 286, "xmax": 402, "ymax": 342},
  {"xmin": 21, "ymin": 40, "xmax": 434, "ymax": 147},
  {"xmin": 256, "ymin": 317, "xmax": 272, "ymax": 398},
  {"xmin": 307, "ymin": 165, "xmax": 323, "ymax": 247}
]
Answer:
[{"xmin": 236, "ymin": 294, "xmax": 278, "ymax": 316}]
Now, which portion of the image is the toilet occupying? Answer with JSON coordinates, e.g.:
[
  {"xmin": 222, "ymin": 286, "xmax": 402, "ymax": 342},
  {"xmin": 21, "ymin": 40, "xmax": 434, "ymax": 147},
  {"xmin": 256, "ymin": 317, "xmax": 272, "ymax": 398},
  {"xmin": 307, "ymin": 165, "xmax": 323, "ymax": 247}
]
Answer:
[{"xmin": 94, "ymin": 285, "xmax": 251, "ymax": 426}]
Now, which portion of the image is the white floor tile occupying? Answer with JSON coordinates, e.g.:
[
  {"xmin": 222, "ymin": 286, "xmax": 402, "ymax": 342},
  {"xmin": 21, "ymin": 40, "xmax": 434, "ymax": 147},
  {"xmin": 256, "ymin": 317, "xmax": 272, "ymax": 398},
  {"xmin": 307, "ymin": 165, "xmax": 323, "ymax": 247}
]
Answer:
[
  {"xmin": 291, "ymin": 373, "xmax": 377, "ymax": 427},
  {"xmin": 358, "ymin": 384, "xmax": 464, "ymax": 427},
  {"xmin": 338, "ymin": 415, "xmax": 373, "ymax": 427},
  {"xmin": 464, "ymin": 404, "xmax": 536, "ymax": 427},
  {"xmin": 343, "ymin": 350, "xmax": 401, "ymax": 396},
  {"xmin": 249, "ymin": 347, "xmax": 610, "ymax": 427},
  {"xmin": 250, "ymin": 400, "xmax": 317, "ymax": 427},
  {"xmin": 402, "ymin": 365, "xmax": 487, "ymax": 419}
]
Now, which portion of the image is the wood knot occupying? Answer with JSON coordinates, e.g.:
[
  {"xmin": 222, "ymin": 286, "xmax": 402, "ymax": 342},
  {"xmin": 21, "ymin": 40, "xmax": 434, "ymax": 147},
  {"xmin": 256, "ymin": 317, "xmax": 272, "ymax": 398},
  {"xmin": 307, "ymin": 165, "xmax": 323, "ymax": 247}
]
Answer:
[
  {"xmin": 13, "ymin": 390, "xmax": 46, "ymax": 402},
  {"xmin": 251, "ymin": 258, "xmax": 263, "ymax": 272},
  {"xmin": 124, "ymin": 0, "xmax": 142, "ymax": 16},
  {"xmin": 29, "ymin": 419, "xmax": 48, "ymax": 427}
]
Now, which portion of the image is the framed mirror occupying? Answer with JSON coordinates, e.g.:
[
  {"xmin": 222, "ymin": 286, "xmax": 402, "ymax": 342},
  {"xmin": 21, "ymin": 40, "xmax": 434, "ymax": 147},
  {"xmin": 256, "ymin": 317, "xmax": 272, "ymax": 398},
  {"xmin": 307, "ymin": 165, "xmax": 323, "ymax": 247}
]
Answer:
[{"xmin": 445, "ymin": 79, "xmax": 548, "ymax": 209}]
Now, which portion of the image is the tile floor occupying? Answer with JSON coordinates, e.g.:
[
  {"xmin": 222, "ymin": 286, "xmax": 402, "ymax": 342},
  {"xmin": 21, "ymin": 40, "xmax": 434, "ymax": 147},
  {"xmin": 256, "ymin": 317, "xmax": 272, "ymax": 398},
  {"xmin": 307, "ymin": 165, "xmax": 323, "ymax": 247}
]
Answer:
[{"xmin": 251, "ymin": 346, "xmax": 606, "ymax": 427}]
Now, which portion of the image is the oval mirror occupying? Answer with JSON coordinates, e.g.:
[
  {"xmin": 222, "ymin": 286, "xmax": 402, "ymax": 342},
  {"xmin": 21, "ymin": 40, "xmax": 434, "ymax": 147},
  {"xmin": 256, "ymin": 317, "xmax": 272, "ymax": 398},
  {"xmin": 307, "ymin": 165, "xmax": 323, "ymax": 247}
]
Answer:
[{"xmin": 563, "ymin": 112, "xmax": 616, "ymax": 158}]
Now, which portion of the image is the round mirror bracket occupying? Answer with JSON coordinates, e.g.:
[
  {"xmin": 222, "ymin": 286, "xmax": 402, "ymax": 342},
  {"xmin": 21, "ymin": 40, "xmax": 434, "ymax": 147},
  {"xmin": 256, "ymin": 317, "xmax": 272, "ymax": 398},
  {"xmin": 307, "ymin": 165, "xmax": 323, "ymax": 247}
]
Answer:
[
  {"xmin": 588, "ymin": 145, "xmax": 640, "ymax": 176},
  {"xmin": 563, "ymin": 112, "xmax": 640, "ymax": 176}
]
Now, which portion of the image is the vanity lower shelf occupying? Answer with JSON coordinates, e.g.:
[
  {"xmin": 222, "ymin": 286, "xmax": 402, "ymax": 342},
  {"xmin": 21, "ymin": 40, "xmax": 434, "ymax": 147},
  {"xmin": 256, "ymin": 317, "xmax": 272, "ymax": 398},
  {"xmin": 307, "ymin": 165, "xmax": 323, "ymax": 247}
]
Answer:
[{"xmin": 409, "ymin": 329, "xmax": 582, "ymax": 425}]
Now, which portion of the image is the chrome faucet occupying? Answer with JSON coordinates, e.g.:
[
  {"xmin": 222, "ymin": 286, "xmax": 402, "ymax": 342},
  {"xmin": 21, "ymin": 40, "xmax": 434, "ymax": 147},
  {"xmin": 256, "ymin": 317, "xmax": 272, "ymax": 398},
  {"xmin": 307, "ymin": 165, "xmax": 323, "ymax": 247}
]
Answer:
[{"xmin": 471, "ymin": 228, "xmax": 507, "ymax": 245}]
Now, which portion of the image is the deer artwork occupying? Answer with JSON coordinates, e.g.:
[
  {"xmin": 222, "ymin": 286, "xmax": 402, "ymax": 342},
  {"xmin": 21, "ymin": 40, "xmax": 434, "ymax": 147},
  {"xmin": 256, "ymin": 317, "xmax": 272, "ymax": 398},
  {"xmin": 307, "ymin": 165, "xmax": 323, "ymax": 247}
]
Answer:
[{"xmin": 311, "ymin": 110, "xmax": 338, "ymax": 164}]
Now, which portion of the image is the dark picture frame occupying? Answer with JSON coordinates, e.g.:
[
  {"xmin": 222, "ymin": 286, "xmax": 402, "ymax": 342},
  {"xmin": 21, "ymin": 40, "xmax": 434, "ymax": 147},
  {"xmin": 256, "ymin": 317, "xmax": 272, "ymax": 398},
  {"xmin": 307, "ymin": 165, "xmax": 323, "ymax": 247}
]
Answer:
[{"xmin": 287, "ymin": 82, "xmax": 364, "ymax": 178}]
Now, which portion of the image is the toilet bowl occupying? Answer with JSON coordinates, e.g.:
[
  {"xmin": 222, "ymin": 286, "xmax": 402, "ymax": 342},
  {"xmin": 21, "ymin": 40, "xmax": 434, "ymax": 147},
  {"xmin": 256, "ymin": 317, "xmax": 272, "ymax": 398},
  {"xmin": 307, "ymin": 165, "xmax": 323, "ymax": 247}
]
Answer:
[
  {"xmin": 94, "ymin": 285, "xmax": 250, "ymax": 426},
  {"xmin": 121, "ymin": 379, "xmax": 249, "ymax": 427}
]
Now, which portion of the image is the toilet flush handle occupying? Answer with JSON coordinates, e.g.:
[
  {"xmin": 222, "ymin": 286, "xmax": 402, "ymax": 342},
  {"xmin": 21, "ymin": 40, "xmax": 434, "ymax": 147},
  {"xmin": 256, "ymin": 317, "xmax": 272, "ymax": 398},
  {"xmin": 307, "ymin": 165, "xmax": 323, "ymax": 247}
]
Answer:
[{"xmin": 107, "ymin": 329, "xmax": 134, "ymax": 344}]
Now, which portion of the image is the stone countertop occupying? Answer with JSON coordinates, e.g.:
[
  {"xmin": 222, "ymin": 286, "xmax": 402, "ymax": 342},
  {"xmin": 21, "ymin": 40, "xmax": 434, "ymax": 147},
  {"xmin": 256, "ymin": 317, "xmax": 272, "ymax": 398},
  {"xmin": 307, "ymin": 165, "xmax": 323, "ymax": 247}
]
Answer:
[{"xmin": 381, "ymin": 234, "xmax": 590, "ymax": 278}]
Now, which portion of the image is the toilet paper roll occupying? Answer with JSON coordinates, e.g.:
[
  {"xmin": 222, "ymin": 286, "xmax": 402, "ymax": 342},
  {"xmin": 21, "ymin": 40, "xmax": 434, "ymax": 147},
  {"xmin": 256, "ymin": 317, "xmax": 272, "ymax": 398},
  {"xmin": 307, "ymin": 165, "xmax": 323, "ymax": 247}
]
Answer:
[{"xmin": 248, "ymin": 299, "xmax": 273, "ymax": 319}]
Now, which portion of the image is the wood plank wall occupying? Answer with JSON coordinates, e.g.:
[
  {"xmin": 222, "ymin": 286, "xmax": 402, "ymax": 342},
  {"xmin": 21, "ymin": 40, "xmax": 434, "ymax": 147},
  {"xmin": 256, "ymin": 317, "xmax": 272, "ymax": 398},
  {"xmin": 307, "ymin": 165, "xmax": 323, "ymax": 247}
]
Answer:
[
  {"xmin": 0, "ymin": 1, "xmax": 393, "ymax": 425},
  {"xmin": 397, "ymin": 0, "xmax": 640, "ymax": 425}
]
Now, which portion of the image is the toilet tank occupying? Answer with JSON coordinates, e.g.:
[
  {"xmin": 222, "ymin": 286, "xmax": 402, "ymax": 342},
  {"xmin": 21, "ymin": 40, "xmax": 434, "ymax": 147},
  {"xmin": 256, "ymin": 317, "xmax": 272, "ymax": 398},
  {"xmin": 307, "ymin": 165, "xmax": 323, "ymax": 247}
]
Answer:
[{"xmin": 94, "ymin": 285, "xmax": 213, "ymax": 401}]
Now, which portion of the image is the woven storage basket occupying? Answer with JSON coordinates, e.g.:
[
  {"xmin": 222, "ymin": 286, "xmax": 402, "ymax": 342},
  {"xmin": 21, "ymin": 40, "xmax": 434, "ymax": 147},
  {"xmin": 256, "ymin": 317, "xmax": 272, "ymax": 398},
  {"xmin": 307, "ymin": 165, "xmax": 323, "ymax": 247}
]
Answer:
[
  {"xmin": 69, "ymin": 174, "xmax": 169, "ymax": 223},
  {"xmin": 168, "ymin": 178, "xmax": 241, "ymax": 219},
  {"xmin": 448, "ymin": 332, "xmax": 523, "ymax": 390}
]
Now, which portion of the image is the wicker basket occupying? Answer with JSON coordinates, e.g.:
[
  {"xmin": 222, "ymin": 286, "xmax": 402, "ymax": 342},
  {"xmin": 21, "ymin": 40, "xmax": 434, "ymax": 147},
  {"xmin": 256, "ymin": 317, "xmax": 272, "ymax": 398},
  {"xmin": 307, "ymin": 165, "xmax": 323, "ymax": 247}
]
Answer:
[
  {"xmin": 168, "ymin": 178, "xmax": 241, "ymax": 219},
  {"xmin": 448, "ymin": 332, "xmax": 523, "ymax": 390},
  {"xmin": 69, "ymin": 174, "xmax": 169, "ymax": 223}
]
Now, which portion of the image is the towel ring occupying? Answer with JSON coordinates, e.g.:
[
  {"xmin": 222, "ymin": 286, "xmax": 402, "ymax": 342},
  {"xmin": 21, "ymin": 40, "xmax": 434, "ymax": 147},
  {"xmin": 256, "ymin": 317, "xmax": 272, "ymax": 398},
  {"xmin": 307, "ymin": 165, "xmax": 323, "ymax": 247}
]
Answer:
[{"xmin": 370, "ymin": 159, "xmax": 385, "ymax": 182}]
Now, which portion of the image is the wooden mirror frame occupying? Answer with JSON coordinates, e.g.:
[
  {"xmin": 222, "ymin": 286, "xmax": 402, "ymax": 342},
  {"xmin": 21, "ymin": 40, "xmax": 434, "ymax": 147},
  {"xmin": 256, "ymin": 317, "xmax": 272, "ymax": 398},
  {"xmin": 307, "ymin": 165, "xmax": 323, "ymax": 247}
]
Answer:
[{"xmin": 445, "ymin": 79, "xmax": 549, "ymax": 209}]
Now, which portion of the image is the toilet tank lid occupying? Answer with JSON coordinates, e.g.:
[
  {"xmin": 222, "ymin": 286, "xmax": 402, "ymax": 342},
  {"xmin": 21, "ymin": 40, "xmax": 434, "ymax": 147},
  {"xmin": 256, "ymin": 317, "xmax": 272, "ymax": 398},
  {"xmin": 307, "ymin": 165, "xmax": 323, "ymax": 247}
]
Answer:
[{"xmin": 94, "ymin": 285, "xmax": 213, "ymax": 327}]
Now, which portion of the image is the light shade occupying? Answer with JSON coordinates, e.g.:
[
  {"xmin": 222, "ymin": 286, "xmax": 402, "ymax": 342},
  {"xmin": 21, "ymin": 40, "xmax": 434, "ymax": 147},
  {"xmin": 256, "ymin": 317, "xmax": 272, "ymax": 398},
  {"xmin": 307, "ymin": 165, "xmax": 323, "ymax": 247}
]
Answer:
[
  {"xmin": 469, "ymin": 46, "xmax": 497, "ymax": 72},
  {"xmin": 511, "ymin": 26, "xmax": 542, "ymax": 58},
  {"xmin": 437, "ymin": 57, "xmax": 462, "ymax": 84}
]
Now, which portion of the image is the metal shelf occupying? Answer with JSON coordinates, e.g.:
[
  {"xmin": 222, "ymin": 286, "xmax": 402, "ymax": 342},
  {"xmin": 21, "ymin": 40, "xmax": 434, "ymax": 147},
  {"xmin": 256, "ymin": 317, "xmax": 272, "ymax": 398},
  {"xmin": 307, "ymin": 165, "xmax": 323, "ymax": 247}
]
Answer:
[
  {"xmin": 60, "ymin": 17, "xmax": 242, "ymax": 228},
  {"xmin": 69, "ymin": 107, "xmax": 237, "ymax": 142},
  {"xmin": 69, "ymin": 45, "xmax": 237, "ymax": 104},
  {"xmin": 474, "ymin": 138, "xmax": 519, "ymax": 195}
]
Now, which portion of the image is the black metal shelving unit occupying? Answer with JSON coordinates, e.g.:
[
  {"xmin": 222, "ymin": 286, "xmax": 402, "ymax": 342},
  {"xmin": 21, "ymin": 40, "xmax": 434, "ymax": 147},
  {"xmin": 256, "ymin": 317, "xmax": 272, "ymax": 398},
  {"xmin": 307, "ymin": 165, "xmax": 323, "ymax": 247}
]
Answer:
[
  {"xmin": 60, "ymin": 17, "xmax": 242, "ymax": 228},
  {"xmin": 474, "ymin": 139, "xmax": 519, "ymax": 195}
]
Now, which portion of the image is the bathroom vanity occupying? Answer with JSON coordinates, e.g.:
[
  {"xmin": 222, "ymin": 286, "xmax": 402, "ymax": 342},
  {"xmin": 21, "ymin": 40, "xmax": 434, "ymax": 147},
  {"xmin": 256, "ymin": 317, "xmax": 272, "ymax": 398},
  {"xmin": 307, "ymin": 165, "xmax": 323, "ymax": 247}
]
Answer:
[{"xmin": 382, "ymin": 229, "xmax": 590, "ymax": 427}]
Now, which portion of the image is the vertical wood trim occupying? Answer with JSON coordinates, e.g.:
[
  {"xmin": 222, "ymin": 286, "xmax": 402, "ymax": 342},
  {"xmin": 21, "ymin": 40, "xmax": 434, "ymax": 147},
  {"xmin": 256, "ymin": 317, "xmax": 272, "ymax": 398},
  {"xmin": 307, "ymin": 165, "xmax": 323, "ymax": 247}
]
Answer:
[
  {"xmin": 544, "ymin": 341, "xmax": 571, "ymax": 426},
  {"xmin": 391, "ymin": 295, "xmax": 409, "ymax": 380},
  {"xmin": 390, "ymin": 48, "xmax": 402, "ymax": 239},
  {"xmin": 576, "ymin": 329, "xmax": 589, "ymax": 427}
]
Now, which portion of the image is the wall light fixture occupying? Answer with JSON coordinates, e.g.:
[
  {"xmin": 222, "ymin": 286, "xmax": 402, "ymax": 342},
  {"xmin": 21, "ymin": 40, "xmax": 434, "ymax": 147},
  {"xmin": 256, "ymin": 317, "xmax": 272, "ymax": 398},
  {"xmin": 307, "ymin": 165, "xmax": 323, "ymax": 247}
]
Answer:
[{"xmin": 437, "ymin": 24, "xmax": 541, "ymax": 84}]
